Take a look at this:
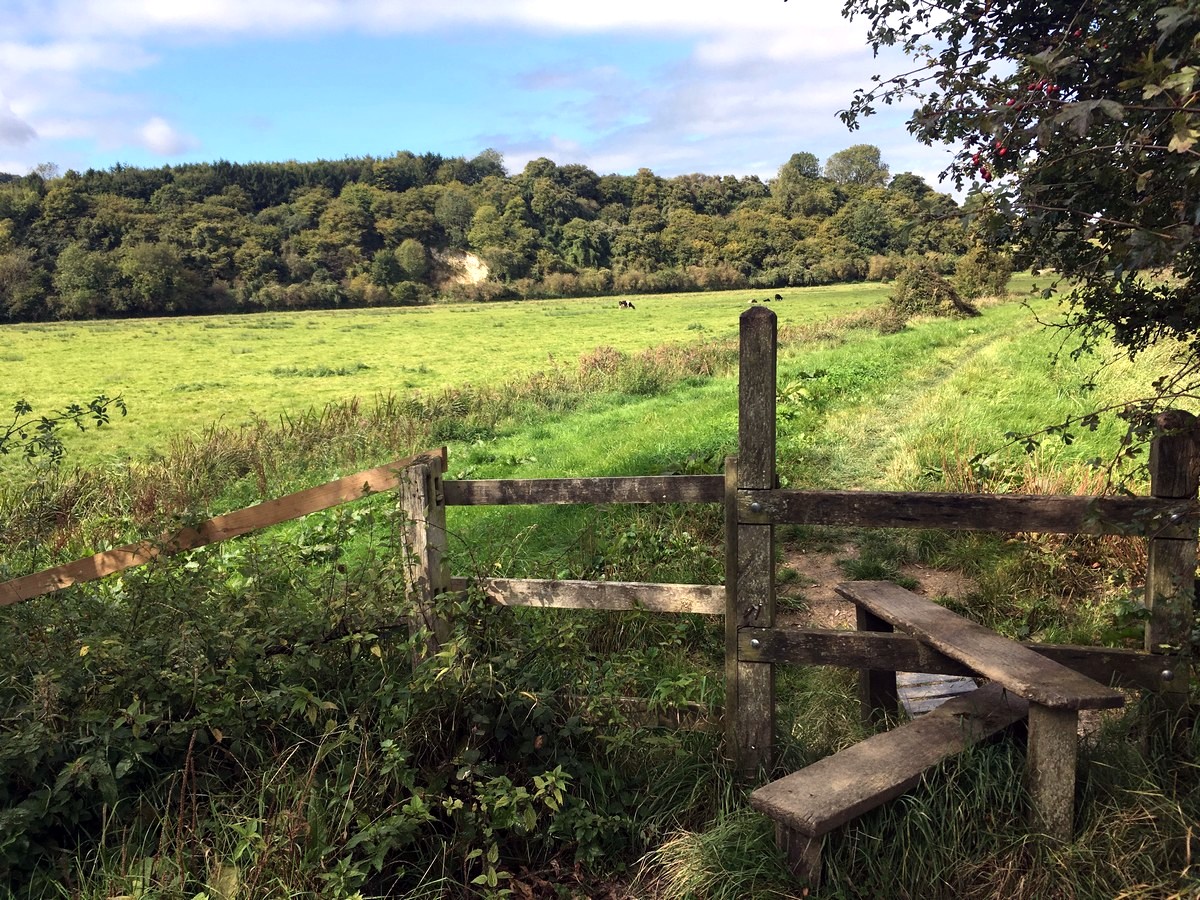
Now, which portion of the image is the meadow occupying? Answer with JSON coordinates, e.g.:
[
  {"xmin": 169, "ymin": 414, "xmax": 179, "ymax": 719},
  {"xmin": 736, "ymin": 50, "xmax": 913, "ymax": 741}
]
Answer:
[
  {"xmin": 0, "ymin": 284, "xmax": 888, "ymax": 467},
  {"xmin": 1, "ymin": 279, "xmax": 1197, "ymax": 899}
]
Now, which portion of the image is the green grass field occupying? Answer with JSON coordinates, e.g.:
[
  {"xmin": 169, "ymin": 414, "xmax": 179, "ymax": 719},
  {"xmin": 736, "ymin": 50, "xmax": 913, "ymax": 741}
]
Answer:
[{"xmin": 0, "ymin": 285, "xmax": 887, "ymax": 466}]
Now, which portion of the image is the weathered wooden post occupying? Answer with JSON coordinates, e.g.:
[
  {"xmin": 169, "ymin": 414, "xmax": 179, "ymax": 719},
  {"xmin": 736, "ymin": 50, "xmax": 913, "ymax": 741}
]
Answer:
[
  {"xmin": 1145, "ymin": 410, "xmax": 1199, "ymax": 705},
  {"xmin": 728, "ymin": 305, "xmax": 777, "ymax": 774},
  {"xmin": 1026, "ymin": 704, "xmax": 1078, "ymax": 840},
  {"xmin": 400, "ymin": 454, "xmax": 452, "ymax": 667}
]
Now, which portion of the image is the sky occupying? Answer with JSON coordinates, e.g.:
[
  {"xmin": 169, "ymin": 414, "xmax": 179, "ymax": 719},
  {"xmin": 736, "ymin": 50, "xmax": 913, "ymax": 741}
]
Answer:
[{"xmin": 0, "ymin": 0, "xmax": 960, "ymax": 189}]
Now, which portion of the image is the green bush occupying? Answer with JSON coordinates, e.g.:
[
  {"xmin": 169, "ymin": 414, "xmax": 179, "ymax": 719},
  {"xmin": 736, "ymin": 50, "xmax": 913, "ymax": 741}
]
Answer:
[
  {"xmin": 954, "ymin": 245, "xmax": 1014, "ymax": 300},
  {"xmin": 889, "ymin": 258, "xmax": 980, "ymax": 319}
]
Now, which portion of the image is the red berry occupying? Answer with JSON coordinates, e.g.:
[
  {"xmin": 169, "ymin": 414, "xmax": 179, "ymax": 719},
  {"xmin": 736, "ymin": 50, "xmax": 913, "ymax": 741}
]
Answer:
[
  {"xmin": 1073, "ymin": 28, "xmax": 1082, "ymax": 37},
  {"xmin": 998, "ymin": 147, "xmax": 1008, "ymax": 156},
  {"xmin": 1005, "ymin": 98, "xmax": 1015, "ymax": 106}
]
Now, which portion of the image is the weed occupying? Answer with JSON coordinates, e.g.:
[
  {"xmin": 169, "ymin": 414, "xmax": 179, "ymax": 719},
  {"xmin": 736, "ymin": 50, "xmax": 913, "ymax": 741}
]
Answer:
[{"xmin": 270, "ymin": 362, "xmax": 371, "ymax": 378}]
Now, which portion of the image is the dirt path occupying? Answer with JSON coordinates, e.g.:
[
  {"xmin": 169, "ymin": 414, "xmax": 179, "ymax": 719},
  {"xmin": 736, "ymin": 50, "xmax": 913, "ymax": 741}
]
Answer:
[{"xmin": 778, "ymin": 545, "xmax": 975, "ymax": 629}]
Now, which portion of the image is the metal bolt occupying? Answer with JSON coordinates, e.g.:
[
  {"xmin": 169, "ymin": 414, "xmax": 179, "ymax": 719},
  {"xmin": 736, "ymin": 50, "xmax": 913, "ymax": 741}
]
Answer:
[
  {"xmin": 749, "ymin": 744, "xmax": 757, "ymax": 751},
  {"xmin": 1161, "ymin": 668, "xmax": 1176, "ymax": 682},
  {"xmin": 749, "ymin": 501, "xmax": 763, "ymax": 513},
  {"xmin": 1168, "ymin": 512, "xmax": 1186, "ymax": 525},
  {"xmin": 750, "ymin": 638, "xmax": 761, "ymax": 649}
]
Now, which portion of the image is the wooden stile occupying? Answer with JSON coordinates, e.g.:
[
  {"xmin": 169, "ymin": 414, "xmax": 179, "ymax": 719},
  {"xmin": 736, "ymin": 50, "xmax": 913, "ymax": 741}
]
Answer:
[
  {"xmin": 0, "ymin": 449, "xmax": 445, "ymax": 607},
  {"xmin": 836, "ymin": 580, "xmax": 1124, "ymax": 843},
  {"xmin": 835, "ymin": 581, "xmax": 1124, "ymax": 710}
]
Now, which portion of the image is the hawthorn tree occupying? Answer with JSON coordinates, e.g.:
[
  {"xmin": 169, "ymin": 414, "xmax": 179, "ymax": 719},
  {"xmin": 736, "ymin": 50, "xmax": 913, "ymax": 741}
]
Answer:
[{"xmin": 840, "ymin": 0, "xmax": 1200, "ymax": 399}]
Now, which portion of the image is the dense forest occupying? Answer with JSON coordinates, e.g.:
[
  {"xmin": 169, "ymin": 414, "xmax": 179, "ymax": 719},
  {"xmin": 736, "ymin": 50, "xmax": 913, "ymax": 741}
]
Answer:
[{"xmin": 0, "ymin": 145, "xmax": 982, "ymax": 321}]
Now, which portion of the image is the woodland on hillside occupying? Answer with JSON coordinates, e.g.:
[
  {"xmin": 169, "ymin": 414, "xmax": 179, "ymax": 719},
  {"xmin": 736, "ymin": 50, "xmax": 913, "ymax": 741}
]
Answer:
[{"xmin": 0, "ymin": 145, "xmax": 982, "ymax": 320}]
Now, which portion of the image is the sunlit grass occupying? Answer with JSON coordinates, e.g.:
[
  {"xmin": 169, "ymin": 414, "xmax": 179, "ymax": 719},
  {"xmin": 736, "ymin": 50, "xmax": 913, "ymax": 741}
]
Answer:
[{"xmin": 0, "ymin": 285, "xmax": 887, "ymax": 468}]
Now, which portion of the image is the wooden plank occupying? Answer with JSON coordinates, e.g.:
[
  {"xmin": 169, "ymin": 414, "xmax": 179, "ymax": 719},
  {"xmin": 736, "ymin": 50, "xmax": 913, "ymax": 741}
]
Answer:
[
  {"xmin": 0, "ymin": 449, "xmax": 445, "ymax": 607},
  {"xmin": 737, "ymin": 489, "xmax": 1196, "ymax": 537},
  {"xmin": 737, "ymin": 628, "xmax": 1170, "ymax": 691},
  {"xmin": 401, "ymin": 459, "xmax": 452, "ymax": 666},
  {"xmin": 750, "ymin": 683, "xmax": 1028, "ymax": 837},
  {"xmin": 835, "ymin": 581, "xmax": 1125, "ymax": 710},
  {"xmin": 447, "ymin": 577, "xmax": 724, "ymax": 614},
  {"xmin": 896, "ymin": 672, "xmax": 978, "ymax": 717},
  {"xmin": 735, "ymin": 306, "xmax": 777, "ymax": 774},
  {"xmin": 1027, "ymin": 704, "xmax": 1078, "ymax": 841},
  {"xmin": 443, "ymin": 475, "xmax": 723, "ymax": 507}
]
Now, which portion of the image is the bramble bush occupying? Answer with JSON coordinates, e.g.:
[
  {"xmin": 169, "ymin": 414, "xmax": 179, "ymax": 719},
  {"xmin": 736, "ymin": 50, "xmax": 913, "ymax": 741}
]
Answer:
[{"xmin": 0, "ymin": 498, "xmax": 728, "ymax": 896}]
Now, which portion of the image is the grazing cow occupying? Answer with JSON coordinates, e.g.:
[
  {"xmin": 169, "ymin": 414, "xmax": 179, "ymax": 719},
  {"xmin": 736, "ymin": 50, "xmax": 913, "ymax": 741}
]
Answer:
[
  {"xmin": 618, "ymin": 300, "xmax": 629, "ymax": 308},
  {"xmin": 627, "ymin": 301, "xmax": 636, "ymax": 309},
  {"xmin": 774, "ymin": 293, "xmax": 783, "ymax": 301}
]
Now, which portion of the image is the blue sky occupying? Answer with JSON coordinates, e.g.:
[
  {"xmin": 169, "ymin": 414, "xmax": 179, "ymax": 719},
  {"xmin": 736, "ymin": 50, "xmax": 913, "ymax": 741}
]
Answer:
[{"xmin": 0, "ymin": 0, "xmax": 959, "ymax": 188}]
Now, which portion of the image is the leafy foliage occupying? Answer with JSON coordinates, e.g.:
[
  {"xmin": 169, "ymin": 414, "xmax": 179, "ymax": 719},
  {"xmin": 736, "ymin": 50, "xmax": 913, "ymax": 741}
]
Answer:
[
  {"xmin": 954, "ymin": 244, "xmax": 1014, "ymax": 300},
  {"xmin": 0, "ymin": 395, "xmax": 126, "ymax": 464},
  {"xmin": 840, "ymin": 0, "xmax": 1200, "ymax": 378},
  {"xmin": 0, "ymin": 146, "xmax": 974, "ymax": 320},
  {"xmin": 889, "ymin": 258, "xmax": 980, "ymax": 319},
  {"xmin": 0, "ymin": 500, "xmax": 730, "ymax": 896}
]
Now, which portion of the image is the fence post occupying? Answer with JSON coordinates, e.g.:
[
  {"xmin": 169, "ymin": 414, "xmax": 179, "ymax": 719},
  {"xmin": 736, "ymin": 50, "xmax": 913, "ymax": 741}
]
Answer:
[
  {"xmin": 1145, "ymin": 409, "xmax": 1199, "ymax": 703},
  {"xmin": 401, "ymin": 456, "xmax": 452, "ymax": 668},
  {"xmin": 732, "ymin": 306, "xmax": 777, "ymax": 774}
]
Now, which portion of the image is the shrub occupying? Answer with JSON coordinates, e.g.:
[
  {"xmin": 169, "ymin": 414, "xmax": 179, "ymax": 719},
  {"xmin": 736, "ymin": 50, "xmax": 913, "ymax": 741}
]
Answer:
[
  {"xmin": 954, "ymin": 244, "xmax": 1014, "ymax": 300},
  {"xmin": 889, "ymin": 258, "xmax": 979, "ymax": 319},
  {"xmin": 867, "ymin": 254, "xmax": 902, "ymax": 282}
]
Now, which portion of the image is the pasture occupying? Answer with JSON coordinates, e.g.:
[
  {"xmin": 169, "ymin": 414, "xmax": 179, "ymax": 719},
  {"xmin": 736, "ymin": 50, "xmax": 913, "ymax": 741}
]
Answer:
[{"xmin": 0, "ymin": 285, "xmax": 887, "ymax": 466}]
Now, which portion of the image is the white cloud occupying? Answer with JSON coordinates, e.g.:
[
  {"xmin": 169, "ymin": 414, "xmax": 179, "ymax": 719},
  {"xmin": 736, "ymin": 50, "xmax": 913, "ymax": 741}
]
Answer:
[
  {"xmin": 0, "ymin": 40, "xmax": 152, "ymax": 74},
  {"xmin": 138, "ymin": 116, "xmax": 196, "ymax": 155},
  {"xmin": 0, "ymin": 0, "xmax": 957, "ymax": 190},
  {"xmin": 0, "ymin": 92, "xmax": 37, "ymax": 146},
  {"xmin": 0, "ymin": 158, "xmax": 32, "ymax": 175}
]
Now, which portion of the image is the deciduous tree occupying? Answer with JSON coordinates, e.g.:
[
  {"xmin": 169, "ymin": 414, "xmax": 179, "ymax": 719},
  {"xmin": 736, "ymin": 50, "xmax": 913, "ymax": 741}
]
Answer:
[{"xmin": 840, "ymin": 0, "xmax": 1200, "ymax": 382}]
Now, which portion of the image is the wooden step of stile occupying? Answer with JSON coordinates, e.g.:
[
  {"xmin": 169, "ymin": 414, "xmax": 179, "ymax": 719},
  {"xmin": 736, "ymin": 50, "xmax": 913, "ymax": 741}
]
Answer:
[{"xmin": 749, "ymin": 683, "xmax": 1028, "ymax": 885}]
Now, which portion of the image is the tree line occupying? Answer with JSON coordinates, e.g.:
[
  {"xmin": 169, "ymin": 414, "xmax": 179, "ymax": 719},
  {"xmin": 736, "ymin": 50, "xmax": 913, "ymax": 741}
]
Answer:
[{"xmin": 0, "ymin": 144, "xmax": 984, "ymax": 321}]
